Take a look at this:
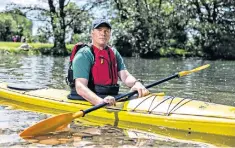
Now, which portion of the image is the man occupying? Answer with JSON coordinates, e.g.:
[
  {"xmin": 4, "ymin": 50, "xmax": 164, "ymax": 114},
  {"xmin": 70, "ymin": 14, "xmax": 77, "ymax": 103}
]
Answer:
[{"xmin": 72, "ymin": 18, "xmax": 149, "ymax": 106}]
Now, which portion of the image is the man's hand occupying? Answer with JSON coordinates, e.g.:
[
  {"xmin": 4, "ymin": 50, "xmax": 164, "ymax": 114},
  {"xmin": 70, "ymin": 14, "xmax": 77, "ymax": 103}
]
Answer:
[
  {"xmin": 103, "ymin": 96, "xmax": 116, "ymax": 106},
  {"xmin": 131, "ymin": 81, "xmax": 150, "ymax": 98}
]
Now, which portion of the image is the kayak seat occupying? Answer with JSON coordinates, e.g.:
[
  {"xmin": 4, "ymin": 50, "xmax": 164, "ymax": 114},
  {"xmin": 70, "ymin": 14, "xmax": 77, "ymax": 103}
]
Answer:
[
  {"xmin": 7, "ymin": 83, "xmax": 44, "ymax": 91},
  {"xmin": 67, "ymin": 88, "xmax": 123, "ymax": 100}
]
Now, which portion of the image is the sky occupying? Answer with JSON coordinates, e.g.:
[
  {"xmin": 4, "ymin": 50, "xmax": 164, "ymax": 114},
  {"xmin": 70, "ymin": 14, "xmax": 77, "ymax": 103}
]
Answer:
[
  {"xmin": 0, "ymin": 0, "xmax": 44, "ymax": 11},
  {"xmin": 1, "ymin": 0, "xmax": 49, "ymax": 35},
  {"xmin": 0, "ymin": 0, "xmax": 90, "ymax": 36},
  {"xmin": 0, "ymin": 0, "xmax": 92, "ymax": 12}
]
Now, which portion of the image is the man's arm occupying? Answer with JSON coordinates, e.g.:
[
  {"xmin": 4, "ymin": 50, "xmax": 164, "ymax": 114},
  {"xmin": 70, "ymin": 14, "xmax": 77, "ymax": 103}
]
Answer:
[
  {"xmin": 118, "ymin": 70, "xmax": 149, "ymax": 97},
  {"xmin": 118, "ymin": 70, "xmax": 138, "ymax": 87},
  {"xmin": 75, "ymin": 78, "xmax": 103, "ymax": 105},
  {"xmin": 75, "ymin": 78, "xmax": 115, "ymax": 106}
]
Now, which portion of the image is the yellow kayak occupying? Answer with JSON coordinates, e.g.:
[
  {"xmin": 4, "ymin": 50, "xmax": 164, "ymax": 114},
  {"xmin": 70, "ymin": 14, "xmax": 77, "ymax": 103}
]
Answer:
[{"xmin": 0, "ymin": 82, "xmax": 235, "ymax": 146}]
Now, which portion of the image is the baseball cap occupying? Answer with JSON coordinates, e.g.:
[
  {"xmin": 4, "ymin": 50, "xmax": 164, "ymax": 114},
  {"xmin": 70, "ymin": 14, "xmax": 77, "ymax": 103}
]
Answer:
[{"xmin": 92, "ymin": 18, "xmax": 112, "ymax": 29}]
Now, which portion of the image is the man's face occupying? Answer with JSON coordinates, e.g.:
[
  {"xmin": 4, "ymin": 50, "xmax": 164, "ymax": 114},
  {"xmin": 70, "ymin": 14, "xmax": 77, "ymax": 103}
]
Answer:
[{"xmin": 91, "ymin": 24, "xmax": 111, "ymax": 47}]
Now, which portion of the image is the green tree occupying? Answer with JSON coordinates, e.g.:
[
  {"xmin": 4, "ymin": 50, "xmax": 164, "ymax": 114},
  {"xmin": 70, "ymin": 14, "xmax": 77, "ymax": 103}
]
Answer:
[
  {"xmin": 36, "ymin": 27, "xmax": 51, "ymax": 43},
  {"xmin": 109, "ymin": 0, "xmax": 189, "ymax": 58},
  {"xmin": 187, "ymin": 0, "xmax": 235, "ymax": 59},
  {"xmin": 0, "ymin": 19, "xmax": 12, "ymax": 41},
  {"xmin": 0, "ymin": 12, "xmax": 32, "ymax": 41},
  {"xmin": 7, "ymin": 0, "xmax": 104, "ymax": 55}
]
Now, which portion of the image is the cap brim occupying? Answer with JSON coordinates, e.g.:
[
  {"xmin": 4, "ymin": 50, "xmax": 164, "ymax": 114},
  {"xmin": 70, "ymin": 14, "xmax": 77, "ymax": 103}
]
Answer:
[{"xmin": 94, "ymin": 22, "xmax": 111, "ymax": 29}]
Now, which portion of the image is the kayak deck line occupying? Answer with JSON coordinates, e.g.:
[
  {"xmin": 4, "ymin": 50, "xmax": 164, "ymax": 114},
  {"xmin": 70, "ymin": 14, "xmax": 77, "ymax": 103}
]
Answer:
[
  {"xmin": 2, "ymin": 84, "xmax": 235, "ymax": 120},
  {"xmin": 1, "ymin": 82, "xmax": 235, "ymax": 118},
  {"xmin": 134, "ymin": 95, "xmax": 191, "ymax": 116},
  {"xmin": 0, "ymin": 83, "xmax": 92, "ymax": 106},
  {"xmin": 1, "ymin": 82, "xmax": 235, "ymax": 138},
  {"xmin": 1, "ymin": 82, "xmax": 235, "ymax": 120}
]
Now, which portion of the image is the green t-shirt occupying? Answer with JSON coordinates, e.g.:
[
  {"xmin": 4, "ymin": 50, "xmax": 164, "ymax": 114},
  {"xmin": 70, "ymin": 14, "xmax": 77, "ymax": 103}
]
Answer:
[{"xmin": 72, "ymin": 46, "xmax": 126, "ymax": 80}]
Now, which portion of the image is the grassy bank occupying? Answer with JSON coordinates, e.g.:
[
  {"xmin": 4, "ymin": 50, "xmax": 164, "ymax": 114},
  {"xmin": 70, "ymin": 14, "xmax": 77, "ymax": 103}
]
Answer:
[
  {"xmin": 0, "ymin": 42, "xmax": 74, "ymax": 55},
  {"xmin": 0, "ymin": 42, "xmax": 194, "ymax": 58}
]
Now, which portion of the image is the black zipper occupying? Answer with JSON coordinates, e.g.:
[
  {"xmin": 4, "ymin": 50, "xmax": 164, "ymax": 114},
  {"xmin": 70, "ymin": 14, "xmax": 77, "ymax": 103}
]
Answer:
[
  {"xmin": 99, "ymin": 56, "xmax": 112, "ymax": 80},
  {"xmin": 107, "ymin": 50, "xmax": 114, "ymax": 84},
  {"xmin": 113, "ymin": 62, "xmax": 117, "ymax": 80}
]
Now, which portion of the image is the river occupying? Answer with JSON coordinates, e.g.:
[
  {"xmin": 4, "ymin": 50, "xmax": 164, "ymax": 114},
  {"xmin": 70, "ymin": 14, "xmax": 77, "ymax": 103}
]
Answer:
[{"xmin": 0, "ymin": 54, "xmax": 235, "ymax": 147}]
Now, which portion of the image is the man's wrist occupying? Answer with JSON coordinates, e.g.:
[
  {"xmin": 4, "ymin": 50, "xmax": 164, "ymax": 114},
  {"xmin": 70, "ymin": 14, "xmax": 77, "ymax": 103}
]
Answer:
[{"xmin": 133, "ymin": 79, "xmax": 143, "ymax": 85}]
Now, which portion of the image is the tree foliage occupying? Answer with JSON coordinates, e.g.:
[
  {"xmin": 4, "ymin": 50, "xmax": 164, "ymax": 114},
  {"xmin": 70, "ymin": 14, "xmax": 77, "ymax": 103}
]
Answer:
[
  {"xmin": 6, "ymin": 0, "xmax": 103, "ymax": 55},
  {"xmin": 109, "ymin": 0, "xmax": 189, "ymax": 58},
  {"xmin": 0, "ymin": 12, "xmax": 32, "ymax": 42},
  {"xmin": 109, "ymin": 0, "xmax": 235, "ymax": 59},
  {"xmin": 2, "ymin": 0, "xmax": 235, "ymax": 59},
  {"xmin": 187, "ymin": 0, "xmax": 235, "ymax": 59}
]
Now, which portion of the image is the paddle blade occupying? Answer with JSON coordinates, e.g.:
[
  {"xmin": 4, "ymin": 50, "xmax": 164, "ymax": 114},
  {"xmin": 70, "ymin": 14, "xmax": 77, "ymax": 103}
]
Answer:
[
  {"xmin": 20, "ymin": 111, "xmax": 84, "ymax": 137},
  {"xmin": 178, "ymin": 64, "xmax": 210, "ymax": 77}
]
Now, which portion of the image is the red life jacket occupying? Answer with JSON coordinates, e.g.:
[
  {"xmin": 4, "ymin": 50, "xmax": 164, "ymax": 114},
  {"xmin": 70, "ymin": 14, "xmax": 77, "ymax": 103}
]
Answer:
[
  {"xmin": 66, "ymin": 43, "xmax": 118, "ymax": 88},
  {"xmin": 91, "ymin": 45, "xmax": 118, "ymax": 85},
  {"xmin": 67, "ymin": 44, "xmax": 119, "ymax": 98}
]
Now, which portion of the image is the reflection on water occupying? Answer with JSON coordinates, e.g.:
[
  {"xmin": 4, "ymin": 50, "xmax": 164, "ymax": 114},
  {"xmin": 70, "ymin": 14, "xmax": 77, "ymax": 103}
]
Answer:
[
  {"xmin": 22, "ymin": 127, "xmax": 211, "ymax": 147},
  {"xmin": 1, "ymin": 54, "xmax": 235, "ymax": 147},
  {"xmin": 1, "ymin": 97, "xmax": 234, "ymax": 147},
  {"xmin": 0, "ymin": 55, "xmax": 68, "ymax": 89},
  {"xmin": 0, "ymin": 106, "xmax": 208, "ymax": 147}
]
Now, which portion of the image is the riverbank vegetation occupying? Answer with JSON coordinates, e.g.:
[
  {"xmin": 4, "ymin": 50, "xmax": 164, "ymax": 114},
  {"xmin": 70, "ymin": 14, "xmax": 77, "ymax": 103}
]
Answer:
[
  {"xmin": 0, "ymin": 42, "xmax": 74, "ymax": 55},
  {"xmin": 0, "ymin": 42, "xmax": 189, "ymax": 57},
  {"xmin": 1, "ymin": 0, "xmax": 235, "ymax": 60}
]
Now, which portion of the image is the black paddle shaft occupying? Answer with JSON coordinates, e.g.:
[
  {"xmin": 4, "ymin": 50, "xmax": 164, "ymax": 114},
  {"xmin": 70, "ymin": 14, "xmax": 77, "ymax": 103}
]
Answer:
[{"xmin": 83, "ymin": 73, "xmax": 179, "ymax": 115}]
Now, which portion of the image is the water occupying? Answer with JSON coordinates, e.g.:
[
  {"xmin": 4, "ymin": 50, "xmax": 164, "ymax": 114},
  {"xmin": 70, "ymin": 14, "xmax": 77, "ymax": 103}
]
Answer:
[{"xmin": 0, "ymin": 54, "xmax": 235, "ymax": 147}]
